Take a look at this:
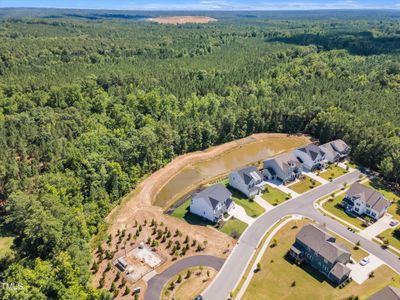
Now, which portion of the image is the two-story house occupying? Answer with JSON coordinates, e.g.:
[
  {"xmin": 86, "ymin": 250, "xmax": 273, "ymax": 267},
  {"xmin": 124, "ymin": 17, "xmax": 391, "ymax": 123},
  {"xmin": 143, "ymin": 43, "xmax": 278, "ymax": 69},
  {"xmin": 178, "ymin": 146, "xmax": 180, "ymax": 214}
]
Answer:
[
  {"xmin": 190, "ymin": 184, "xmax": 234, "ymax": 222},
  {"xmin": 289, "ymin": 224, "xmax": 352, "ymax": 285},
  {"xmin": 229, "ymin": 166, "xmax": 265, "ymax": 198},
  {"xmin": 294, "ymin": 144, "xmax": 327, "ymax": 171},
  {"xmin": 263, "ymin": 152, "xmax": 303, "ymax": 184},
  {"xmin": 341, "ymin": 182, "xmax": 390, "ymax": 220},
  {"xmin": 320, "ymin": 139, "xmax": 351, "ymax": 163}
]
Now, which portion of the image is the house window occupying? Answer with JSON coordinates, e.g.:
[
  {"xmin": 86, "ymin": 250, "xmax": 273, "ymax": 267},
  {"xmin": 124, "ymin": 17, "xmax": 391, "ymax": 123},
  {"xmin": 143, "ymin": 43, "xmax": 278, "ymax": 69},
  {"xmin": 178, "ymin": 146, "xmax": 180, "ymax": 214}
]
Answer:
[
  {"xmin": 356, "ymin": 202, "xmax": 360, "ymax": 206},
  {"xmin": 355, "ymin": 207, "xmax": 359, "ymax": 212},
  {"xmin": 372, "ymin": 212, "xmax": 376, "ymax": 217}
]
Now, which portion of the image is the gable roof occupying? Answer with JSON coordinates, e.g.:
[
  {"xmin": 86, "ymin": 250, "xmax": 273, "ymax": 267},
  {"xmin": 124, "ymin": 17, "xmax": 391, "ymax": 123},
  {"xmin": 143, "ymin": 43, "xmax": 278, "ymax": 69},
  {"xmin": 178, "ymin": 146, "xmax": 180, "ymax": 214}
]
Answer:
[
  {"xmin": 329, "ymin": 262, "xmax": 351, "ymax": 281},
  {"xmin": 264, "ymin": 152, "xmax": 301, "ymax": 174},
  {"xmin": 319, "ymin": 142, "xmax": 338, "ymax": 158},
  {"xmin": 297, "ymin": 144, "xmax": 325, "ymax": 161},
  {"xmin": 331, "ymin": 139, "xmax": 350, "ymax": 153},
  {"xmin": 346, "ymin": 182, "xmax": 390, "ymax": 213},
  {"xmin": 236, "ymin": 166, "xmax": 263, "ymax": 185},
  {"xmin": 194, "ymin": 184, "xmax": 232, "ymax": 210},
  {"xmin": 368, "ymin": 286, "xmax": 400, "ymax": 300},
  {"xmin": 296, "ymin": 224, "xmax": 350, "ymax": 263}
]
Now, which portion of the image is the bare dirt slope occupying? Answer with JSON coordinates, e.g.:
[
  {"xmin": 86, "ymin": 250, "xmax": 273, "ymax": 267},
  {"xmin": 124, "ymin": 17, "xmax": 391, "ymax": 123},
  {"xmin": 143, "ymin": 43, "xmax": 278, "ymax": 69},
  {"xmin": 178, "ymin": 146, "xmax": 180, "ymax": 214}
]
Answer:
[{"xmin": 148, "ymin": 16, "xmax": 217, "ymax": 24}]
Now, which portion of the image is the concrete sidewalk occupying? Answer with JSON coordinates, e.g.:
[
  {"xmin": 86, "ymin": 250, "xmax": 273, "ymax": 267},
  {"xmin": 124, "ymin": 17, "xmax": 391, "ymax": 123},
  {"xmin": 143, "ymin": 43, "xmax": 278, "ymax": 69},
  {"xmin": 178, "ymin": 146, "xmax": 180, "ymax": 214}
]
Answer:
[
  {"xmin": 305, "ymin": 171, "xmax": 329, "ymax": 184},
  {"xmin": 253, "ymin": 194, "xmax": 275, "ymax": 211}
]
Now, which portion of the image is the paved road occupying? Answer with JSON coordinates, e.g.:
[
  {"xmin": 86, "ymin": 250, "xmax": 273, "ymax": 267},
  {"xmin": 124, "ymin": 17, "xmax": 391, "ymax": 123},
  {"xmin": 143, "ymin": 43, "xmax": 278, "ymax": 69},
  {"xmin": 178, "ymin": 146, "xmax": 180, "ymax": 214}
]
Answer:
[
  {"xmin": 144, "ymin": 255, "xmax": 225, "ymax": 300},
  {"xmin": 202, "ymin": 171, "xmax": 400, "ymax": 300}
]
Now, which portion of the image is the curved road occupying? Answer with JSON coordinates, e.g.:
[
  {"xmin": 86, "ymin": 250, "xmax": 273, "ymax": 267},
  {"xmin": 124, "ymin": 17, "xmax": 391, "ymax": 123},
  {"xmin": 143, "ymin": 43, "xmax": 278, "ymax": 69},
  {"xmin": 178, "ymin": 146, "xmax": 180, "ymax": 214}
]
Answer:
[
  {"xmin": 202, "ymin": 170, "xmax": 400, "ymax": 300},
  {"xmin": 144, "ymin": 255, "xmax": 225, "ymax": 300}
]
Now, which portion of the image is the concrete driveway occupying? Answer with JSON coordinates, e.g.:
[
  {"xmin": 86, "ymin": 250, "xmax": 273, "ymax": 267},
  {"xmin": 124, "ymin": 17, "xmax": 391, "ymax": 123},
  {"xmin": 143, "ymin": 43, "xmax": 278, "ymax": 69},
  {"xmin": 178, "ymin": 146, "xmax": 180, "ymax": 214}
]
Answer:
[
  {"xmin": 347, "ymin": 255, "xmax": 384, "ymax": 284},
  {"xmin": 202, "ymin": 170, "xmax": 400, "ymax": 300},
  {"xmin": 359, "ymin": 214, "xmax": 398, "ymax": 240},
  {"xmin": 229, "ymin": 204, "xmax": 255, "ymax": 225}
]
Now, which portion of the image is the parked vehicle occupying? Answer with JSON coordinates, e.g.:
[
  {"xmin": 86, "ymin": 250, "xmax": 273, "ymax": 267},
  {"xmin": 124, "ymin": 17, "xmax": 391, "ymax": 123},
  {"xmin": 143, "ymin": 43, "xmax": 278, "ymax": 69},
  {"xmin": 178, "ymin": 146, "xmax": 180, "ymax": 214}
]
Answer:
[
  {"xmin": 390, "ymin": 220, "xmax": 398, "ymax": 227},
  {"xmin": 360, "ymin": 257, "xmax": 370, "ymax": 266}
]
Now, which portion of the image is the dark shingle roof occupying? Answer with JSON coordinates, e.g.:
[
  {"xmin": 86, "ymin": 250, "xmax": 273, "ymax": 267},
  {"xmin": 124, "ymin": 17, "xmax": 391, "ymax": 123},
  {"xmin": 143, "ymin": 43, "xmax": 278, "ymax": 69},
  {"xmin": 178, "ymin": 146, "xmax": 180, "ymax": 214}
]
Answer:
[
  {"xmin": 319, "ymin": 142, "xmax": 338, "ymax": 157},
  {"xmin": 195, "ymin": 184, "xmax": 232, "ymax": 210},
  {"xmin": 237, "ymin": 166, "xmax": 263, "ymax": 185},
  {"xmin": 264, "ymin": 152, "xmax": 301, "ymax": 173},
  {"xmin": 368, "ymin": 286, "xmax": 400, "ymax": 300},
  {"xmin": 331, "ymin": 139, "xmax": 350, "ymax": 153},
  {"xmin": 297, "ymin": 144, "xmax": 324, "ymax": 162}
]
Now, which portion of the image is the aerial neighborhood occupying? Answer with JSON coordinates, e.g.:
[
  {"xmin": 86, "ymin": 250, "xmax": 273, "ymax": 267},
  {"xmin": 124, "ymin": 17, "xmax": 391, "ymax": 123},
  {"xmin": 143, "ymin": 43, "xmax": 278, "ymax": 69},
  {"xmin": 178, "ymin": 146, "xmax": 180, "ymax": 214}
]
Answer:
[{"xmin": 180, "ymin": 138, "xmax": 400, "ymax": 299}]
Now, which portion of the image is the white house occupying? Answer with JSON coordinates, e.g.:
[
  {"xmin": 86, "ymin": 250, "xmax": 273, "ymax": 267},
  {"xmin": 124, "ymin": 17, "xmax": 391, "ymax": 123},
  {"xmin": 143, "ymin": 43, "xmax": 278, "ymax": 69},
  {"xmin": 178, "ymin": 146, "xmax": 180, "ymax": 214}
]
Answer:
[
  {"xmin": 229, "ymin": 166, "xmax": 264, "ymax": 198},
  {"xmin": 190, "ymin": 184, "xmax": 234, "ymax": 222},
  {"xmin": 294, "ymin": 144, "xmax": 327, "ymax": 171},
  {"xmin": 263, "ymin": 152, "xmax": 302, "ymax": 184},
  {"xmin": 342, "ymin": 182, "xmax": 390, "ymax": 220},
  {"xmin": 320, "ymin": 139, "xmax": 351, "ymax": 163}
]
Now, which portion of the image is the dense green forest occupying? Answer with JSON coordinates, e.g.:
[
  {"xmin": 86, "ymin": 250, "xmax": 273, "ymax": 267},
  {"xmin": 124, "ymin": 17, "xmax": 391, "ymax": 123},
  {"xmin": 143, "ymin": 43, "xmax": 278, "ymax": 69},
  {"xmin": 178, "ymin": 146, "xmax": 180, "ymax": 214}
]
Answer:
[{"xmin": 0, "ymin": 9, "xmax": 399, "ymax": 299}]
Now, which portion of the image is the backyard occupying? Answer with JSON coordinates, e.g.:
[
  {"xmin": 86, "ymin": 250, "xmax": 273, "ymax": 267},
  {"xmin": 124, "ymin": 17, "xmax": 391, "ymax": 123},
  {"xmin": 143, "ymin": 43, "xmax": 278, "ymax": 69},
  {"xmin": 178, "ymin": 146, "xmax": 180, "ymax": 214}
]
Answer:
[
  {"xmin": 322, "ymin": 194, "xmax": 366, "ymax": 229},
  {"xmin": 171, "ymin": 199, "xmax": 214, "ymax": 226},
  {"xmin": 289, "ymin": 176, "xmax": 321, "ymax": 194},
  {"xmin": 243, "ymin": 220, "xmax": 400, "ymax": 300},
  {"xmin": 219, "ymin": 218, "xmax": 248, "ymax": 238},
  {"xmin": 261, "ymin": 186, "xmax": 289, "ymax": 206},
  {"xmin": 319, "ymin": 164, "xmax": 348, "ymax": 181}
]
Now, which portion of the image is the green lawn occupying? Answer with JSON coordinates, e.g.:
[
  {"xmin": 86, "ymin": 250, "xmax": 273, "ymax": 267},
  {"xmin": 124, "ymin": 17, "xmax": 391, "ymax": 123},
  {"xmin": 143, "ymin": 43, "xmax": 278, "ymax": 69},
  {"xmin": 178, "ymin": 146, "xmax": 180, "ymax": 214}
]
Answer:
[
  {"xmin": 288, "ymin": 176, "xmax": 321, "ymax": 194},
  {"xmin": 261, "ymin": 186, "xmax": 289, "ymax": 206},
  {"xmin": 243, "ymin": 220, "xmax": 400, "ymax": 300},
  {"xmin": 219, "ymin": 218, "xmax": 248, "ymax": 238},
  {"xmin": 346, "ymin": 161, "xmax": 359, "ymax": 169},
  {"xmin": 318, "ymin": 164, "xmax": 348, "ymax": 181},
  {"xmin": 322, "ymin": 194, "xmax": 366, "ymax": 229},
  {"xmin": 171, "ymin": 199, "xmax": 214, "ymax": 226},
  {"xmin": 0, "ymin": 237, "xmax": 14, "ymax": 260},
  {"xmin": 377, "ymin": 228, "xmax": 400, "ymax": 250},
  {"xmin": 227, "ymin": 187, "xmax": 265, "ymax": 217}
]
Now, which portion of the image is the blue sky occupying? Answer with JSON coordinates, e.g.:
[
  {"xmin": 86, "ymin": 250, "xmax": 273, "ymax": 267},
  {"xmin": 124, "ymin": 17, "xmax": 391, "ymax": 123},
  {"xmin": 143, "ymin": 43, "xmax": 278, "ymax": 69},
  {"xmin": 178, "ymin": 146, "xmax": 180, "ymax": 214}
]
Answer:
[{"xmin": 1, "ymin": 0, "xmax": 400, "ymax": 10}]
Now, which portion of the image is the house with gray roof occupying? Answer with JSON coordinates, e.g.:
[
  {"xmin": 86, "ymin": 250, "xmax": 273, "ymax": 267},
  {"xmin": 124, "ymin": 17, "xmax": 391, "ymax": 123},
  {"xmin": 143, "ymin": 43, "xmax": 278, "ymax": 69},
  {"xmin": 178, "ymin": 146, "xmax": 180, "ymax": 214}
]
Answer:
[
  {"xmin": 229, "ymin": 166, "xmax": 265, "ymax": 198},
  {"xmin": 190, "ymin": 184, "xmax": 234, "ymax": 222},
  {"xmin": 342, "ymin": 182, "xmax": 390, "ymax": 220},
  {"xmin": 289, "ymin": 224, "xmax": 351, "ymax": 285},
  {"xmin": 263, "ymin": 152, "xmax": 302, "ymax": 184},
  {"xmin": 368, "ymin": 286, "xmax": 400, "ymax": 300},
  {"xmin": 294, "ymin": 144, "xmax": 327, "ymax": 171},
  {"xmin": 320, "ymin": 139, "xmax": 351, "ymax": 163}
]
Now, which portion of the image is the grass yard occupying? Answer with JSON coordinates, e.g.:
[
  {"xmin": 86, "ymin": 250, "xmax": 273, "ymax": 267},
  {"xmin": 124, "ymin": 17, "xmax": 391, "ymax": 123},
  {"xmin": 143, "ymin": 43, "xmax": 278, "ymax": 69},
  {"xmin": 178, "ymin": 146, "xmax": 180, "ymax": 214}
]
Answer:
[
  {"xmin": 377, "ymin": 228, "xmax": 400, "ymax": 250},
  {"xmin": 322, "ymin": 194, "xmax": 365, "ymax": 229},
  {"xmin": 288, "ymin": 176, "xmax": 321, "ymax": 194},
  {"xmin": 171, "ymin": 199, "xmax": 214, "ymax": 226},
  {"xmin": 162, "ymin": 267, "xmax": 216, "ymax": 300},
  {"xmin": 243, "ymin": 220, "xmax": 400, "ymax": 300},
  {"xmin": 319, "ymin": 164, "xmax": 348, "ymax": 181},
  {"xmin": 328, "ymin": 231, "xmax": 368, "ymax": 261},
  {"xmin": 228, "ymin": 187, "xmax": 265, "ymax": 217},
  {"xmin": 219, "ymin": 218, "xmax": 248, "ymax": 238},
  {"xmin": 261, "ymin": 186, "xmax": 289, "ymax": 206},
  {"xmin": 0, "ymin": 237, "xmax": 14, "ymax": 260}
]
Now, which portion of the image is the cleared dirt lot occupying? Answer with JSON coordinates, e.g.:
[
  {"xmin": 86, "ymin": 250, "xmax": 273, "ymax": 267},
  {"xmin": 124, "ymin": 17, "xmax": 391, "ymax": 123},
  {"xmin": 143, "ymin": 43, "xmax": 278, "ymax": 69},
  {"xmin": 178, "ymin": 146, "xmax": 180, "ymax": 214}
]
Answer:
[
  {"xmin": 96, "ymin": 133, "xmax": 311, "ymax": 299},
  {"xmin": 148, "ymin": 16, "xmax": 217, "ymax": 24}
]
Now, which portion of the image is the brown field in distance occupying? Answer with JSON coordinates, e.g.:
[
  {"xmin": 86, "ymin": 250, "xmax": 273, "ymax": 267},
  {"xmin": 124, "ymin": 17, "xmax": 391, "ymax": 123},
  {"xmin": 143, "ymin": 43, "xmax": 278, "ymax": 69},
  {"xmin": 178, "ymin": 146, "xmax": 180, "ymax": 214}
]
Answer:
[{"xmin": 148, "ymin": 16, "xmax": 217, "ymax": 24}]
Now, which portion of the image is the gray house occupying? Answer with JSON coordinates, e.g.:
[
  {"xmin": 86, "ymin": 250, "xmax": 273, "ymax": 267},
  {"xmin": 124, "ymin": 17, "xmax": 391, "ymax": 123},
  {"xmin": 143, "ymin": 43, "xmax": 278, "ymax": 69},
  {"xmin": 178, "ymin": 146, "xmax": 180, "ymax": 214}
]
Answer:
[
  {"xmin": 229, "ymin": 166, "xmax": 265, "ymax": 198},
  {"xmin": 341, "ymin": 182, "xmax": 390, "ymax": 220},
  {"xmin": 263, "ymin": 153, "xmax": 302, "ymax": 184},
  {"xmin": 320, "ymin": 139, "xmax": 351, "ymax": 163},
  {"xmin": 289, "ymin": 224, "xmax": 351, "ymax": 285},
  {"xmin": 190, "ymin": 184, "xmax": 234, "ymax": 222},
  {"xmin": 368, "ymin": 286, "xmax": 400, "ymax": 300},
  {"xmin": 294, "ymin": 144, "xmax": 327, "ymax": 171}
]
